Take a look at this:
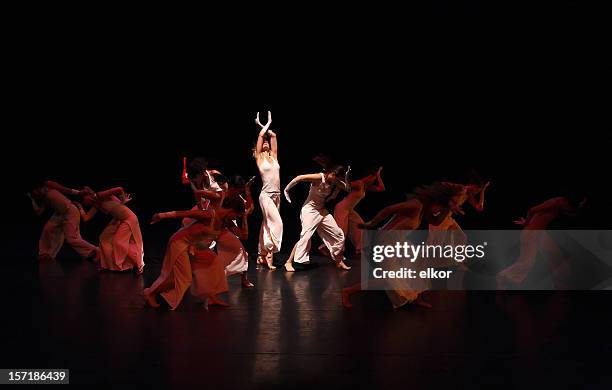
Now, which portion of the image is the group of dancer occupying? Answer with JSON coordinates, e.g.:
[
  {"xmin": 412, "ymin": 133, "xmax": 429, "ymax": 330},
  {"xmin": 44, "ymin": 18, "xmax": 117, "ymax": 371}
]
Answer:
[{"xmin": 29, "ymin": 111, "xmax": 587, "ymax": 310}]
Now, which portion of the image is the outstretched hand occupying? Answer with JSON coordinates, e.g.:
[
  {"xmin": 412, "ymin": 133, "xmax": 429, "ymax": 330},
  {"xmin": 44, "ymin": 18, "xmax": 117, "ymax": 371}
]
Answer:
[
  {"xmin": 284, "ymin": 189, "xmax": 292, "ymax": 204},
  {"xmin": 513, "ymin": 217, "xmax": 526, "ymax": 226},
  {"xmin": 123, "ymin": 193, "xmax": 133, "ymax": 204}
]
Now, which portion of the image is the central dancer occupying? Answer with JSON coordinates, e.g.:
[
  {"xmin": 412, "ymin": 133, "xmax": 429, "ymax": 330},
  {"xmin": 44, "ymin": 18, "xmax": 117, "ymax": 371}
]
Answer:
[
  {"xmin": 283, "ymin": 155, "xmax": 352, "ymax": 271},
  {"xmin": 253, "ymin": 111, "xmax": 283, "ymax": 270}
]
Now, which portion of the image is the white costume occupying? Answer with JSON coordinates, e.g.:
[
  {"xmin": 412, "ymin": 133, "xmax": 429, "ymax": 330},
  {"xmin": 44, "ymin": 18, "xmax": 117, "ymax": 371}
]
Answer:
[
  {"xmin": 294, "ymin": 173, "xmax": 345, "ymax": 264},
  {"xmin": 258, "ymin": 157, "xmax": 283, "ymax": 256}
]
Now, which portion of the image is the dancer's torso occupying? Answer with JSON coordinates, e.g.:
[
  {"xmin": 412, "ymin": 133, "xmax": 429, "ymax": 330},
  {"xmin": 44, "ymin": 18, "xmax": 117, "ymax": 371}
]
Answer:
[
  {"xmin": 258, "ymin": 156, "xmax": 280, "ymax": 194},
  {"xmin": 98, "ymin": 196, "xmax": 134, "ymax": 220},
  {"xmin": 338, "ymin": 181, "xmax": 366, "ymax": 210},
  {"xmin": 304, "ymin": 173, "xmax": 333, "ymax": 210}
]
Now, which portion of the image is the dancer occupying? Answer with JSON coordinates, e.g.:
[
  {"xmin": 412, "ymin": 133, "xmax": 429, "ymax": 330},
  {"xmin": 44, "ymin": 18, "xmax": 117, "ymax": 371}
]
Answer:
[
  {"xmin": 146, "ymin": 195, "xmax": 252, "ymax": 309},
  {"xmin": 28, "ymin": 181, "xmax": 98, "ymax": 261},
  {"xmin": 496, "ymin": 193, "xmax": 586, "ymax": 289},
  {"xmin": 320, "ymin": 167, "xmax": 385, "ymax": 256},
  {"xmin": 341, "ymin": 182, "xmax": 464, "ymax": 308},
  {"xmin": 253, "ymin": 111, "xmax": 283, "ymax": 269},
  {"xmin": 283, "ymin": 156, "xmax": 352, "ymax": 272},
  {"xmin": 79, "ymin": 187, "xmax": 145, "ymax": 273}
]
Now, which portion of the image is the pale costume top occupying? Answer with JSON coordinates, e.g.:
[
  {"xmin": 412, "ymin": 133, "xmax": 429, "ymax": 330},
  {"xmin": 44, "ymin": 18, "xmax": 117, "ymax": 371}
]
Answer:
[
  {"xmin": 305, "ymin": 173, "xmax": 333, "ymax": 210},
  {"xmin": 258, "ymin": 156, "xmax": 281, "ymax": 194}
]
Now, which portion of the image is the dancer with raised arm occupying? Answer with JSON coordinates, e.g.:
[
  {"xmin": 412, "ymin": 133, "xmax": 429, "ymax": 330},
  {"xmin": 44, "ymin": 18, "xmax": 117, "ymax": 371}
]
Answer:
[
  {"xmin": 253, "ymin": 111, "xmax": 283, "ymax": 269},
  {"xmin": 496, "ymin": 193, "xmax": 586, "ymax": 289},
  {"xmin": 79, "ymin": 186, "xmax": 144, "ymax": 273},
  {"xmin": 341, "ymin": 182, "xmax": 464, "ymax": 309},
  {"xmin": 320, "ymin": 167, "xmax": 385, "ymax": 256},
  {"xmin": 28, "ymin": 180, "xmax": 99, "ymax": 261},
  {"xmin": 283, "ymin": 156, "xmax": 352, "ymax": 272}
]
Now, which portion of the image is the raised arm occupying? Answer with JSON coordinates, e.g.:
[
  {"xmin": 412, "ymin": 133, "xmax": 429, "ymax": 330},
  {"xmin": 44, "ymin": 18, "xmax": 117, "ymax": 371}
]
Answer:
[
  {"xmin": 255, "ymin": 111, "xmax": 273, "ymax": 157},
  {"xmin": 74, "ymin": 202, "xmax": 98, "ymax": 222},
  {"xmin": 45, "ymin": 181, "xmax": 80, "ymax": 196},
  {"xmin": 361, "ymin": 200, "xmax": 422, "ymax": 229},
  {"xmin": 151, "ymin": 209, "xmax": 215, "ymax": 225},
  {"xmin": 269, "ymin": 130, "xmax": 278, "ymax": 159},
  {"xmin": 367, "ymin": 167, "xmax": 386, "ymax": 192},
  {"xmin": 283, "ymin": 173, "xmax": 324, "ymax": 203}
]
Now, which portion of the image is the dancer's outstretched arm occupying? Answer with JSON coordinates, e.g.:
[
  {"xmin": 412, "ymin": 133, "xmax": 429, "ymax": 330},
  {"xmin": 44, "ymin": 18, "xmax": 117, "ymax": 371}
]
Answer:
[
  {"xmin": 360, "ymin": 200, "xmax": 422, "ymax": 229},
  {"xmin": 283, "ymin": 173, "xmax": 323, "ymax": 203},
  {"xmin": 27, "ymin": 192, "xmax": 46, "ymax": 216},
  {"xmin": 151, "ymin": 209, "xmax": 215, "ymax": 225},
  {"xmin": 367, "ymin": 167, "xmax": 386, "ymax": 192},
  {"xmin": 45, "ymin": 181, "xmax": 80, "ymax": 196}
]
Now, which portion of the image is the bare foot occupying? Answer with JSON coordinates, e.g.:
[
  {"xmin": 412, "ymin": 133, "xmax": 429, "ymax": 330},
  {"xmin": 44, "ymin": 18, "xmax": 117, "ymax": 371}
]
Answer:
[
  {"xmin": 266, "ymin": 253, "xmax": 276, "ymax": 270},
  {"xmin": 336, "ymin": 260, "xmax": 351, "ymax": 270},
  {"xmin": 145, "ymin": 294, "xmax": 160, "ymax": 308},
  {"xmin": 342, "ymin": 288, "xmax": 353, "ymax": 308},
  {"xmin": 208, "ymin": 295, "xmax": 230, "ymax": 307},
  {"xmin": 285, "ymin": 262, "xmax": 295, "ymax": 272}
]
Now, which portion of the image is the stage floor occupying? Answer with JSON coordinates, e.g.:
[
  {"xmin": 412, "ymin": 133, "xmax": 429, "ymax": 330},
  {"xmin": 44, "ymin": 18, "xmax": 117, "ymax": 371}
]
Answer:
[{"xmin": 4, "ymin": 254, "xmax": 612, "ymax": 387}]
